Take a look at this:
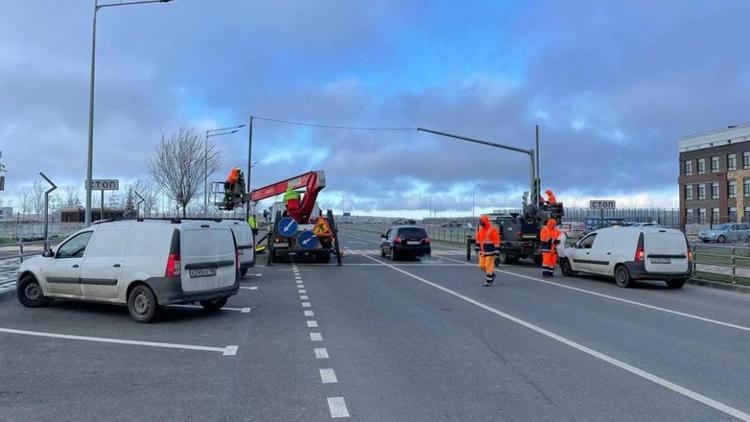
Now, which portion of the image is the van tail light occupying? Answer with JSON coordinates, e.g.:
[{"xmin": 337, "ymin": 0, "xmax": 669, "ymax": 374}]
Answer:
[
  {"xmin": 235, "ymin": 248, "xmax": 240, "ymax": 271},
  {"xmin": 394, "ymin": 235, "xmax": 401, "ymax": 244},
  {"xmin": 424, "ymin": 237, "xmax": 431, "ymax": 244},
  {"xmin": 166, "ymin": 253, "xmax": 181, "ymax": 278},
  {"xmin": 634, "ymin": 233, "xmax": 645, "ymax": 263},
  {"xmin": 688, "ymin": 249, "xmax": 694, "ymax": 262}
]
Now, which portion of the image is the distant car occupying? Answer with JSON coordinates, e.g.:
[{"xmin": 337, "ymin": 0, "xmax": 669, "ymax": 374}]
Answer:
[
  {"xmin": 559, "ymin": 222, "xmax": 586, "ymax": 239},
  {"xmin": 441, "ymin": 220, "xmax": 462, "ymax": 228},
  {"xmin": 380, "ymin": 225, "xmax": 431, "ymax": 260},
  {"xmin": 698, "ymin": 223, "xmax": 750, "ymax": 243},
  {"xmin": 559, "ymin": 226, "xmax": 691, "ymax": 288},
  {"xmin": 16, "ymin": 219, "xmax": 240, "ymax": 322},
  {"xmin": 392, "ymin": 219, "xmax": 417, "ymax": 225}
]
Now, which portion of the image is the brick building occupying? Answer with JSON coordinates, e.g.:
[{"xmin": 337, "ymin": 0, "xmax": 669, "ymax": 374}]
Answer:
[{"xmin": 679, "ymin": 124, "xmax": 750, "ymax": 227}]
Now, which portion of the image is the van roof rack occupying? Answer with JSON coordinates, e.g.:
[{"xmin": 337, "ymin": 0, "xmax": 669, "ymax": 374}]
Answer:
[{"xmin": 92, "ymin": 216, "xmax": 245, "ymax": 225}]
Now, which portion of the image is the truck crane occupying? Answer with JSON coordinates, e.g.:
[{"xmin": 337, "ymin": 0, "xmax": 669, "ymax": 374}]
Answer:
[{"xmin": 248, "ymin": 170, "xmax": 342, "ymax": 266}]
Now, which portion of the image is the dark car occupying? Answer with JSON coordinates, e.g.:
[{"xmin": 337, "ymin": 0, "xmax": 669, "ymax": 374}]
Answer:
[{"xmin": 380, "ymin": 225, "xmax": 431, "ymax": 260}]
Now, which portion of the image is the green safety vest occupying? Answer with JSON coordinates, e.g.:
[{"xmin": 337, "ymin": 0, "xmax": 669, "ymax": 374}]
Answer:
[{"xmin": 248, "ymin": 216, "xmax": 258, "ymax": 229}]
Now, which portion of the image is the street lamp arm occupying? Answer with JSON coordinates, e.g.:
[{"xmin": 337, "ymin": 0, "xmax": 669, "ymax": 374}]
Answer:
[
  {"xmin": 97, "ymin": 0, "xmax": 172, "ymax": 11},
  {"xmin": 417, "ymin": 127, "xmax": 532, "ymax": 156}
]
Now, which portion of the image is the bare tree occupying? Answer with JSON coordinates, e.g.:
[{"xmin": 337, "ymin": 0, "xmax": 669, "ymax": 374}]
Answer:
[
  {"xmin": 16, "ymin": 187, "xmax": 32, "ymax": 218},
  {"xmin": 132, "ymin": 179, "xmax": 158, "ymax": 217},
  {"xmin": 32, "ymin": 180, "xmax": 45, "ymax": 219},
  {"xmin": 62, "ymin": 185, "xmax": 81, "ymax": 208},
  {"xmin": 149, "ymin": 124, "xmax": 222, "ymax": 217}
]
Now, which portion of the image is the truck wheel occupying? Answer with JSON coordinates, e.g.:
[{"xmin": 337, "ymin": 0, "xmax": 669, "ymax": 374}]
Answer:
[
  {"xmin": 128, "ymin": 285, "xmax": 159, "ymax": 323},
  {"xmin": 316, "ymin": 253, "xmax": 331, "ymax": 263},
  {"xmin": 666, "ymin": 279, "xmax": 686, "ymax": 289},
  {"xmin": 560, "ymin": 259, "xmax": 575, "ymax": 277},
  {"xmin": 17, "ymin": 275, "xmax": 49, "ymax": 308},
  {"xmin": 200, "ymin": 297, "xmax": 228, "ymax": 311},
  {"xmin": 506, "ymin": 255, "xmax": 520, "ymax": 265},
  {"xmin": 614, "ymin": 265, "xmax": 632, "ymax": 288}
]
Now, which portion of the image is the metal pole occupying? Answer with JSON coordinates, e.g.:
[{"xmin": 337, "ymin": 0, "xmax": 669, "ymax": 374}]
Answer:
[
  {"xmin": 246, "ymin": 116, "xmax": 254, "ymax": 221},
  {"xmin": 135, "ymin": 191, "xmax": 144, "ymax": 217},
  {"xmin": 85, "ymin": 1, "xmax": 98, "ymax": 227},
  {"xmin": 101, "ymin": 190, "xmax": 104, "ymax": 221},
  {"xmin": 472, "ymin": 185, "xmax": 476, "ymax": 221},
  {"xmin": 39, "ymin": 172, "xmax": 57, "ymax": 243},
  {"xmin": 204, "ymin": 130, "xmax": 208, "ymax": 215}
]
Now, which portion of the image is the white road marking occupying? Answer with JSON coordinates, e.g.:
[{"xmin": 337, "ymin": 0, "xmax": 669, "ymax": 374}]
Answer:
[
  {"xmin": 437, "ymin": 254, "xmax": 750, "ymax": 335},
  {"xmin": 302, "ymin": 302, "xmax": 311, "ymax": 308},
  {"xmin": 361, "ymin": 254, "xmax": 750, "ymax": 421},
  {"xmin": 327, "ymin": 397, "xmax": 350, "ymax": 418},
  {"xmin": 300, "ymin": 295, "xmax": 309, "ymax": 300},
  {"xmin": 307, "ymin": 320, "xmax": 318, "ymax": 328},
  {"xmin": 304, "ymin": 310, "xmax": 315, "ymax": 317},
  {"xmin": 298, "ymin": 289, "xmax": 307, "ymax": 294},
  {"xmin": 171, "ymin": 305, "xmax": 251, "ymax": 313},
  {"xmin": 297, "ymin": 281, "xmax": 304, "ymax": 285},
  {"xmin": 314, "ymin": 347, "xmax": 329, "ymax": 359},
  {"xmin": 310, "ymin": 332, "xmax": 323, "ymax": 341},
  {"xmin": 239, "ymin": 286, "xmax": 259, "ymax": 290},
  {"xmin": 319, "ymin": 368, "xmax": 338, "ymax": 383},
  {"xmin": 298, "ymin": 284, "xmax": 305, "ymax": 288},
  {"xmin": 0, "ymin": 327, "xmax": 238, "ymax": 356}
]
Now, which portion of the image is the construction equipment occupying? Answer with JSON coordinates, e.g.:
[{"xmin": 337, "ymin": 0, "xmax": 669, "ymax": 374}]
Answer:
[{"xmin": 248, "ymin": 170, "xmax": 342, "ymax": 266}]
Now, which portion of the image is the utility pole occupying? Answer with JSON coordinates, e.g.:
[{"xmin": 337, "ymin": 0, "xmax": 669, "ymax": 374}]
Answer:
[{"xmin": 246, "ymin": 116, "xmax": 254, "ymax": 221}]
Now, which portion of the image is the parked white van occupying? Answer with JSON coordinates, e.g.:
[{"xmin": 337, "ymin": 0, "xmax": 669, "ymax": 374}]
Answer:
[
  {"xmin": 559, "ymin": 226, "xmax": 692, "ymax": 288},
  {"xmin": 226, "ymin": 220, "xmax": 255, "ymax": 277},
  {"xmin": 16, "ymin": 219, "xmax": 240, "ymax": 322}
]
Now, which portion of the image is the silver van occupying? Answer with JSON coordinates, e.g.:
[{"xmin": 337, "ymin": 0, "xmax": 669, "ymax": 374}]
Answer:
[{"xmin": 16, "ymin": 219, "xmax": 240, "ymax": 322}]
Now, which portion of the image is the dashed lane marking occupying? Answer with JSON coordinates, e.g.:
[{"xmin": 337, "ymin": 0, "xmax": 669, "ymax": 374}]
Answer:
[
  {"xmin": 171, "ymin": 305, "xmax": 251, "ymax": 313},
  {"xmin": 300, "ymin": 295, "xmax": 309, "ymax": 300},
  {"xmin": 304, "ymin": 310, "xmax": 315, "ymax": 317},
  {"xmin": 319, "ymin": 368, "xmax": 338, "ymax": 384},
  {"xmin": 298, "ymin": 289, "xmax": 307, "ymax": 294},
  {"xmin": 239, "ymin": 286, "xmax": 259, "ymax": 291},
  {"xmin": 314, "ymin": 347, "xmax": 329, "ymax": 359},
  {"xmin": 307, "ymin": 320, "xmax": 318, "ymax": 328},
  {"xmin": 327, "ymin": 397, "xmax": 350, "ymax": 418},
  {"xmin": 310, "ymin": 332, "xmax": 323, "ymax": 341},
  {"xmin": 360, "ymin": 254, "xmax": 750, "ymax": 422},
  {"xmin": 302, "ymin": 302, "xmax": 311, "ymax": 308}
]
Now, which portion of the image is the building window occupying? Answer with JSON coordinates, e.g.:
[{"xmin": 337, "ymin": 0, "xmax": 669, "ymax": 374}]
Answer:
[
  {"xmin": 711, "ymin": 182, "xmax": 719, "ymax": 199},
  {"xmin": 699, "ymin": 208, "xmax": 707, "ymax": 224},
  {"xmin": 729, "ymin": 180, "xmax": 737, "ymax": 198},
  {"xmin": 745, "ymin": 207, "xmax": 750, "ymax": 222},
  {"xmin": 728, "ymin": 154, "xmax": 737, "ymax": 171},
  {"xmin": 744, "ymin": 152, "xmax": 750, "ymax": 169},
  {"xmin": 712, "ymin": 208, "xmax": 720, "ymax": 223},
  {"xmin": 711, "ymin": 156, "xmax": 720, "ymax": 173},
  {"xmin": 686, "ymin": 209, "xmax": 694, "ymax": 224},
  {"xmin": 685, "ymin": 184, "xmax": 693, "ymax": 201},
  {"xmin": 729, "ymin": 207, "xmax": 737, "ymax": 222},
  {"xmin": 745, "ymin": 178, "xmax": 750, "ymax": 197},
  {"xmin": 698, "ymin": 184, "xmax": 706, "ymax": 200},
  {"xmin": 698, "ymin": 158, "xmax": 706, "ymax": 174},
  {"xmin": 684, "ymin": 160, "xmax": 693, "ymax": 176}
]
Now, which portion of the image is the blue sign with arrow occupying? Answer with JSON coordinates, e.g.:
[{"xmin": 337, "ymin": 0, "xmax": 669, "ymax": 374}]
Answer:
[
  {"xmin": 297, "ymin": 230, "xmax": 318, "ymax": 250},
  {"xmin": 278, "ymin": 217, "xmax": 298, "ymax": 237}
]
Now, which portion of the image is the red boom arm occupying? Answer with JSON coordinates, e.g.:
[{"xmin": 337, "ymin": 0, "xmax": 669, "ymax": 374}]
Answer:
[{"xmin": 249, "ymin": 170, "xmax": 326, "ymax": 223}]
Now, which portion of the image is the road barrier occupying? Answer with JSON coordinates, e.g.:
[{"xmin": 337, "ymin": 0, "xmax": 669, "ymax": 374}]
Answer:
[
  {"xmin": 0, "ymin": 240, "xmax": 56, "ymax": 294},
  {"xmin": 692, "ymin": 244, "xmax": 750, "ymax": 286}
]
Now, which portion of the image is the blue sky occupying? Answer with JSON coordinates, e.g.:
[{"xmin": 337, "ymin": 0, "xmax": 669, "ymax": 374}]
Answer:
[{"xmin": 1, "ymin": 0, "xmax": 749, "ymax": 216}]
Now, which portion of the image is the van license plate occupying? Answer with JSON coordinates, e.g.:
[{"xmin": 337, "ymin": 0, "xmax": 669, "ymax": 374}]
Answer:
[
  {"xmin": 650, "ymin": 258, "xmax": 671, "ymax": 264},
  {"xmin": 407, "ymin": 241, "xmax": 421, "ymax": 245},
  {"xmin": 189, "ymin": 267, "xmax": 216, "ymax": 278}
]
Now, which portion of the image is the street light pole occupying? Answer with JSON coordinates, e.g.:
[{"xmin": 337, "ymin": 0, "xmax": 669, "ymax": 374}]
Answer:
[
  {"xmin": 203, "ymin": 125, "xmax": 243, "ymax": 215},
  {"xmin": 472, "ymin": 184, "xmax": 479, "ymax": 221},
  {"xmin": 84, "ymin": 0, "xmax": 174, "ymax": 226},
  {"xmin": 246, "ymin": 116, "xmax": 254, "ymax": 220}
]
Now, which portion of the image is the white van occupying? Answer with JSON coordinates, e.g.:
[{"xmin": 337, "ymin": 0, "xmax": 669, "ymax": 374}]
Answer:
[
  {"xmin": 226, "ymin": 220, "xmax": 255, "ymax": 277},
  {"xmin": 16, "ymin": 219, "xmax": 240, "ymax": 322},
  {"xmin": 559, "ymin": 226, "xmax": 692, "ymax": 288}
]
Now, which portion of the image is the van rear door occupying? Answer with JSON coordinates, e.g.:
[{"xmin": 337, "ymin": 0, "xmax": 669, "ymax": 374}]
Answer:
[
  {"xmin": 644, "ymin": 231, "xmax": 689, "ymax": 274},
  {"xmin": 180, "ymin": 226, "xmax": 236, "ymax": 292}
]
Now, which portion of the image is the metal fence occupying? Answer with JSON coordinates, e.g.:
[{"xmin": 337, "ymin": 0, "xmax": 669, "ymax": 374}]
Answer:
[
  {"xmin": 0, "ymin": 221, "xmax": 85, "ymax": 241},
  {"xmin": 692, "ymin": 243, "xmax": 750, "ymax": 286}
]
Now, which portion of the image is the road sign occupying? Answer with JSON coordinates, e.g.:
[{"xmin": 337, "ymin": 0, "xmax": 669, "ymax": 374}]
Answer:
[
  {"xmin": 90, "ymin": 179, "xmax": 119, "ymax": 190},
  {"xmin": 278, "ymin": 217, "xmax": 298, "ymax": 237},
  {"xmin": 312, "ymin": 216, "xmax": 333, "ymax": 237},
  {"xmin": 297, "ymin": 230, "xmax": 319, "ymax": 250},
  {"xmin": 590, "ymin": 200, "xmax": 616, "ymax": 209}
]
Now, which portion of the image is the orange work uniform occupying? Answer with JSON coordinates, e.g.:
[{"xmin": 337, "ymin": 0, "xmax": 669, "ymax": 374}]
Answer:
[
  {"xmin": 545, "ymin": 189, "xmax": 557, "ymax": 205},
  {"xmin": 539, "ymin": 218, "xmax": 561, "ymax": 277},
  {"xmin": 476, "ymin": 215, "xmax": 501, "ymax": 285}
]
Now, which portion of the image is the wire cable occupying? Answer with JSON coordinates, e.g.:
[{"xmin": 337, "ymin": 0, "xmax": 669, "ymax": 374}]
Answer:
[{"xmin": 251, "ymin": 115, "xmax": 416, "ymax": 132}]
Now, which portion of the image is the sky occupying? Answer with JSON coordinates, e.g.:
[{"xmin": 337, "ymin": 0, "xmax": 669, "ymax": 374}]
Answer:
[{"xmin": 1, "ymin": 0, "xmax": 749, "ymax": 217}]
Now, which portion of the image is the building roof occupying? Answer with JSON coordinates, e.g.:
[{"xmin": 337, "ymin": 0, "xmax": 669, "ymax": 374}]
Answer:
[{"xmin": 678, "ymin": 124, "xmax": 750, "ymax": 153}]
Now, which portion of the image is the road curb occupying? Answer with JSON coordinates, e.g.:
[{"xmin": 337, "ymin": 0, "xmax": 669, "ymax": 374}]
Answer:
[{"xmin": 688, "ymin": 277, "xmax": 750, "ymax": 294}]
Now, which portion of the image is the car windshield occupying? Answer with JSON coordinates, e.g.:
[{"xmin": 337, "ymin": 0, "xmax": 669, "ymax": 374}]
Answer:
[{"xmin": 714, "ymin": 224, "xmax": 731, "ymax": 230}]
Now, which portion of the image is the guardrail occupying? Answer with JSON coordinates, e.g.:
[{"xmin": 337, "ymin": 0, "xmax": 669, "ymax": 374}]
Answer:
[{"xmin": 0, "ymin": 240, "xmax": 52, "ymax": 263}]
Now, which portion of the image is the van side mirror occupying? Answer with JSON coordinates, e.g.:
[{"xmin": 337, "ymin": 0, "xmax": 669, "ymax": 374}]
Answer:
[{"xmin": 43, "ymin": 249, "xmax": 54, "ymax": 258}]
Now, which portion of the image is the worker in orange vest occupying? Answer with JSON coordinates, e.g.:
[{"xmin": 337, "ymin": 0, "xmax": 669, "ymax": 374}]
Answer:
[
  {"xmin": 476, "ymin": 215, "xmax": 501, "ymax": 286},
  {"xmin": 539, "ymin": 218, "xmax": 561, "ymax": 277},
  {"xmin": 545, "ymin": 189, "xmax": 557, "ymax": 205}
]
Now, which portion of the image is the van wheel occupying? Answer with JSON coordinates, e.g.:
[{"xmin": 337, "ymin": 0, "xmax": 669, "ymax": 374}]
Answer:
[
  {"xmin": 17, "ymin": 275, "xmax": 49, "ymax": 308},
  {"xmin": 240, "ymin": 268, "xmax": 248, "ymax": 278},
  {"xmin": 560, "ymin": 259, "xmax": 575, "ymax": 277},
  {"xmin": 614, "ymin": 265, "xmax": 632, "ymax": 288},
  {"xmin": 666, "ymin": 279, "xmax": 686, "ymax": 289},
  {"xmin": 128, "ymin": 285, "xmax": 159, "ymax": 323},
  {"xmin": 200, "ymin": 297, "xmax": 228, "ymax": 311}
]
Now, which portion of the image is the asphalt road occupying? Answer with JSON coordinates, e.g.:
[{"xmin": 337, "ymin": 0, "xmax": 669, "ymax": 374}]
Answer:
[{"xmin": 1, "ymin": 229, "xmax": 750, "ymax": 421}]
